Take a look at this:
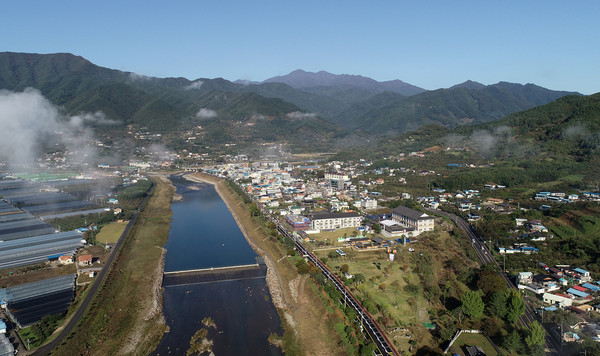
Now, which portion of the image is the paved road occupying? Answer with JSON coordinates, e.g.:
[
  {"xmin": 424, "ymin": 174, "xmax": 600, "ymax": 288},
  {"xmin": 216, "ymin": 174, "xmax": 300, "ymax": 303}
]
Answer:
[
  {"xmin": 32, "ymin": 183, "xmax": 154, "ymax": 355},
  {"xmin": 428, "ymin": 208, "xmax": 561, "ymax": 354}
]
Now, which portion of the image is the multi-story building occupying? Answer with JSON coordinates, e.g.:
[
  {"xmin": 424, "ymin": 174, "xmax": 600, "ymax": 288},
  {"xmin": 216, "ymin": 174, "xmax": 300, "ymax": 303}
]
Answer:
[
  {"xmin": 361, "ymin": 198, "xmax": 377, "ymax": 210},
  {"xmin": 310, "ymin": 211, "xmax": 362, "ymax": 231},
  {"xmin": 324, "ymin": 173, "xmax": 349, "ymax": 191},
  {"xmin": 285, "ymin": 214, "xmax": 311, "ymax": 231},
  {"xmin": 391, "ymin": 205, "xmax": 435, "ymax": 235}
]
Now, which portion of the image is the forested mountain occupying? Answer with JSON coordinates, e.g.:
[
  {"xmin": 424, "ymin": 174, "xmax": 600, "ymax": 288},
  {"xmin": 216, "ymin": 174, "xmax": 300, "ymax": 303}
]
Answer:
[
  {"xmin": 377, "ymin": 93, "xmax": 600, "ymax": 160},
  {"xmin": 263, "ymin": 69, "xmax": 426, "ymax": 96},
  {"xmin": 332, "ymin": 84, "xmax": 579, "ymax": 135},
  {"xmin": 0, "ymin": 52, "xmax": 586, "ymax": 153}
]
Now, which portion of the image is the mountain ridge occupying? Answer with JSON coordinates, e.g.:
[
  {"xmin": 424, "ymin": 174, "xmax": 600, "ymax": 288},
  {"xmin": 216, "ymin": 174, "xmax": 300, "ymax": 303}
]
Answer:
[
  {"xmin": 0, "ymin": 51, "xmax": 587, "ymax": 154},
  {"xmin": 262, "ymin": 69, "xmax": 426, "ymax": 96}
]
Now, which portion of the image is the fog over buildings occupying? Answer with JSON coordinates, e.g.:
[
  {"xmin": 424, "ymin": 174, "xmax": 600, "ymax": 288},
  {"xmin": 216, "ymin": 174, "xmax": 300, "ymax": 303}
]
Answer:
[{"xmin": 0, "ymin": 88, "xmax": 114, "ymax": 171}]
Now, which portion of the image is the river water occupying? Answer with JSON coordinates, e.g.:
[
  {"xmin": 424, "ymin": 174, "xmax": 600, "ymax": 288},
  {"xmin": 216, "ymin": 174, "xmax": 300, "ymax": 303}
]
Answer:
[{"xmin": 152, "ymin": 176, "xmax": 283, "ymax": 355}]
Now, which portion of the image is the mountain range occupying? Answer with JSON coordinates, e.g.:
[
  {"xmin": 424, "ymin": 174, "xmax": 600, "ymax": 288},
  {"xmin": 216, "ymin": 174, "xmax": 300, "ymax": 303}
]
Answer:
[{"xmin": 0, "ymin": 52, "xmax": 584, "ymax": 152}]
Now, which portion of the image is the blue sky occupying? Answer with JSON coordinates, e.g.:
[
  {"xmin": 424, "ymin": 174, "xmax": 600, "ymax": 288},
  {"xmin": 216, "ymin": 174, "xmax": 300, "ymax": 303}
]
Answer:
[{"xmin": 3, "ymin": 1, "xmax": 599, "ymax": 94}]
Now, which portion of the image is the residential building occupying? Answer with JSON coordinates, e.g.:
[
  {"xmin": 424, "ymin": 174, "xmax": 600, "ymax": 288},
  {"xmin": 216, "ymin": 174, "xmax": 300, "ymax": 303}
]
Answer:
[
  {"xmin": 58, "ymin": 255, "xmax": 73, "ymax": 265},
  {"xmin": 324, "ymin": 173, "xmax": 349, "ymax": 191},
  {"xmin": 361, "ymin": 198, "xmax": 377, "ymax": 210},
  {"xmin": 573, "ymin": 268, "xmax": 592, "ymax": 283},
  {"xmin": 543, "ymin": 293, "xmax": 573, "ymax": 308},
  {"xmin": 78, "ymin": 254, "xmax": 92, "ymax": 266},
  {"xmin": 310, "ymin": 212, "xmax": 362, "ymax": 231}
]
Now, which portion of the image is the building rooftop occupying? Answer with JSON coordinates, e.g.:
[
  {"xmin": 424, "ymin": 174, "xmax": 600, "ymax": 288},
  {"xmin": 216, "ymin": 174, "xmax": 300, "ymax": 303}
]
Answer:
[
  {"xmin": 392, "ymin": 205, "xmax": 431, "ymax": 220},
  {"xmin": 311, "ymin": 211, "xmax": 361, "ymax": 220}
]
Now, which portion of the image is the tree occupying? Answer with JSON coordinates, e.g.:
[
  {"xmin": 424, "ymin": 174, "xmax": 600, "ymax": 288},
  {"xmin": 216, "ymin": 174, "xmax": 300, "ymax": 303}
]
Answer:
[
  {"xmin": 524, "ymin": 321, "xmax": 545, "ymax": 355},
  {"xmin": 360, "ymin": 342, "xmax": 377, "ymax": 356},
  {"xmin": 461, "ymin": 290, "xmax": 485, "ymax": 319},
  {"xmin": 505, "ymin": 289, "xmax": 525, "ymax": 325},
  {"xmin": 481, "ymin": 317, "xmax": 503, "ymax": 338},
  {"xmin": 487, "ymin": 291, "xmax": 507, "ymax": 319},
  {"xmin": 296, "ymin": 259, "xmax": 310, "ymax": 274},
  {"xmin": 503, "ymin": 329, "xmax": 522, "ymax": 354},
  {"xmin": 373, "ymin": 223, "xmax": 382, "ymax": 233},
  {"xmin": 477, "ymin": 269, "xmax": 507, "ymax": 295},
  {"xmin": 328, "ymin": 251, "xmax": 338, "ymax": 259},
  {"xmin": 248, "ymin": 204, "xmax": 261, "ymax": 217},
  {"xmin": 354, "ymin": 273, "xmax": 365, "ymax": 285},
  {"xmin": 340, "ymin": 264, "xmax": 349, "ymax": 274}
]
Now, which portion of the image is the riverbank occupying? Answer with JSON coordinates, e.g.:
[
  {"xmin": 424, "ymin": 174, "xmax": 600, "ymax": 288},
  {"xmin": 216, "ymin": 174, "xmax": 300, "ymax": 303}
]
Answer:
[
  {"xmin": 187, "ymin": 172, "xmax": 344, "ymax": 355},
  {"xmin": 51, "ymin": 174, "xmax": 174, "ymax": 355}
]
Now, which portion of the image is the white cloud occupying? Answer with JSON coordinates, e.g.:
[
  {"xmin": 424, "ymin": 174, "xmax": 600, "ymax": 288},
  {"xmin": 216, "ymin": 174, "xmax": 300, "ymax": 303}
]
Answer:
[
  {"xmin": 0, "ymin": 88, "xmax": 98, "ymax": 169},
  {"xmin": 128, "ymin": 72, "xmax": 154, "ymax": 81},
  {"xmin": 563, "ymin": 124, "xmax": 589, "ymax": 139},
  {"xmin": 196, "ymin": 108, "xmax": 217, "ymax": 119},
  {"xmin": 286, "ymin": 111, "xmax": 316, "ymax": 120},
  {"xmin": 185, "ymin": 80, "xmax": 204, "ymax": 90},
  {"xmin": 69, "ymin": 111, "xmax": 118, "ymax": 126}
]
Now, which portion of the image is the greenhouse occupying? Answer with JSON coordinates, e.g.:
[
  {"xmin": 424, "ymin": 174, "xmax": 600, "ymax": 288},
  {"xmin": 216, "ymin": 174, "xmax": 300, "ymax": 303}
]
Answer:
[{"xmin": 0, "ymin": 274, "xmax": 76, "ymax": 327}]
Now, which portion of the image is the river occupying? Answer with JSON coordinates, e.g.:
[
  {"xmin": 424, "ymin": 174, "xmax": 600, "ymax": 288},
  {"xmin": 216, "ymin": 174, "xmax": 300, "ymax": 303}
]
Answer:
[{"xmin": 152, "ymin": 176, "xmax": 283, "ymax": 355}]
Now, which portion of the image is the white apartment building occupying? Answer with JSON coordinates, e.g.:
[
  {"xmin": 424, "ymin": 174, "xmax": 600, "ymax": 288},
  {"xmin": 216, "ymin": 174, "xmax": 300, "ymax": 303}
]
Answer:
[{"xmin": 310, "ymin": 211, "xmax": 362, "ymax": 231}]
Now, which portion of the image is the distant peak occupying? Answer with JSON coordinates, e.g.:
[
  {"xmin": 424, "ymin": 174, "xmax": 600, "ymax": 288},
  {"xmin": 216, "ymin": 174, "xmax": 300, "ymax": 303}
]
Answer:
[
  {"xmin": 262, "ymin": 69, "xmax": 426, "ymax": 96},
  {"xmin": 450, "ymin": 80, "xmax": 486, "ymax": 90}
]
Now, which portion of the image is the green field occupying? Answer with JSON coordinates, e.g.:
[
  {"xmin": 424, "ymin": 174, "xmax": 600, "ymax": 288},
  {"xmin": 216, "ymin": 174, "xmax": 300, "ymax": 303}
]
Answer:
[
  {"xmin": 317, "ymin": 247, "xmax": 434, "ymax": 351},
  {"xmin": 449, "ymin": 332, "xmax": 504, "ymax": 355},
  {"xmin": 96, "ymin": 221, "xmax": 128, "ymax": 244}
]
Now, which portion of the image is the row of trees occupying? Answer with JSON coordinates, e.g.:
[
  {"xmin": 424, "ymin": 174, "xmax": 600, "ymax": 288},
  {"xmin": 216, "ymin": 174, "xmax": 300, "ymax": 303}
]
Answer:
[{"xmin": 458, "ymin": 274, "xmax": 545, "ymax": 354}]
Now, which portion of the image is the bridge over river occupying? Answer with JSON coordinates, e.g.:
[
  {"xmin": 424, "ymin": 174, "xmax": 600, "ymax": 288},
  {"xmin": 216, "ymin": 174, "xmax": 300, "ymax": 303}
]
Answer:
[{"xmin": 162, "ymin": 259, "xmax": 267, "ymax": 287}]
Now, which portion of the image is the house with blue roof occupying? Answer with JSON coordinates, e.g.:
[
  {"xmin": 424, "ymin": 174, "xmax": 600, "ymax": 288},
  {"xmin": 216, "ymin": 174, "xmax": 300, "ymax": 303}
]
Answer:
[
  {"xmin": 573, "ymin": 268, "xmax": 592, "ymax": 282},
  {"xmin": 567, "ymin": 288, "xmax": 590, "ymax": 299},
  {"xmin": 582, "ymin": 283, "xmax": 600, "ymax": 292}
]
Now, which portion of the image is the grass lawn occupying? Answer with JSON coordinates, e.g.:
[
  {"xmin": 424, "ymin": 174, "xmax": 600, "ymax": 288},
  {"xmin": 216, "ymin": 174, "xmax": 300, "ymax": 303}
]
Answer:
[
  {"xmin": 19, "ymin": 327, "xmax": 42, "ymax": 349},
  {"xmin": 309, "ymin": 227, "xmax": 366, "ymax": 245},
  {"xmin": 316, "ymin": 227, "xmax": 479, "ymax": 353},
  {"xmin": 319, "ymin": 248, "xmax": 432, "ymax": 352},
  {"xmin": 95, "ymin": 221, "xmax": 128, "ymax": 244},
  {"xmin": 449, "ymin": 332, "xmax": 502, "ymax": 355}
]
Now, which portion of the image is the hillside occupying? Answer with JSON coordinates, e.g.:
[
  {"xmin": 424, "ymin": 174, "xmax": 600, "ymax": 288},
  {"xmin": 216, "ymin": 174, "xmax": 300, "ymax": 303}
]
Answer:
[
  {"xmin": 375, "ymin": 93, "xmax": 600, "ymax": 160},
  {"xmin": 333, "ymin": 84, "xmax": 579, "ymax": 135},
  {"xmin": 0, "ymin": 52, "xmax": 586, "ymax": 154},
  {"xmin": 0, "ymin": 52, "xmax": 343, "ymax": 150},
  {"xmin": 263, "ymin": 69, "xmax": 426, "ymax": 96}
]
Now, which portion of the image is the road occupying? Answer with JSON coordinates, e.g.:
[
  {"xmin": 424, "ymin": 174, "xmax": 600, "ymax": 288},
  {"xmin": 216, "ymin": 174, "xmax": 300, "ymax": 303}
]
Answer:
[
  {"xmin": 428, "ymin": 208, "xmax": 561, "ymax": 354},
  {"xmin": 32, "ymin": 182, "xmax": 154, "ymax": 355}
]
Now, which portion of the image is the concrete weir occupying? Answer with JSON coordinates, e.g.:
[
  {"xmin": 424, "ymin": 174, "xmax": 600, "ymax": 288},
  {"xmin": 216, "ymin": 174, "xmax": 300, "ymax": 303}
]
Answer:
[{"xmin": 162, "ymin": 261, "xmax": 267, "ymax": 287}]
